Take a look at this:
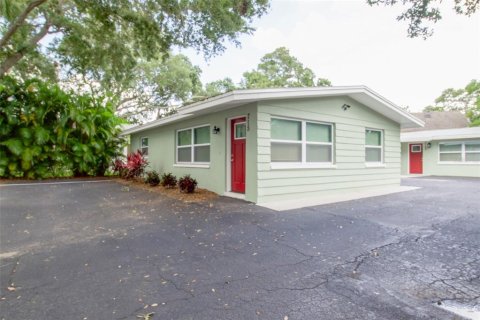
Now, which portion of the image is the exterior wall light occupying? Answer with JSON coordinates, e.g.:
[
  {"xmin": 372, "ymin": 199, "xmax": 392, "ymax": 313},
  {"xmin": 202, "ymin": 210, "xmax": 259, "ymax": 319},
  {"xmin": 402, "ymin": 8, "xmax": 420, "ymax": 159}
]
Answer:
[
  {"xmin": 213, "ymin": 126, "xmax": 221, "ymax": 134},
  {"xmin": 342, "ymin": 104, "xmax": 351, "ymax": 111}
]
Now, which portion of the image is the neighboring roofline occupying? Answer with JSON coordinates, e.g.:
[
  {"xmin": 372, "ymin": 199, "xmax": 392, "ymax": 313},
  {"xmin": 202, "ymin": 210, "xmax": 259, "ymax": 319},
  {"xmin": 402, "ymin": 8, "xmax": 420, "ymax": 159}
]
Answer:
[
  {"xmin": 401, "ymin": 127, "xmax": 480, "ymax": 142},
  {"xmin": 122, "ymin": 86, "xmax": 424, "ymax": 135}
]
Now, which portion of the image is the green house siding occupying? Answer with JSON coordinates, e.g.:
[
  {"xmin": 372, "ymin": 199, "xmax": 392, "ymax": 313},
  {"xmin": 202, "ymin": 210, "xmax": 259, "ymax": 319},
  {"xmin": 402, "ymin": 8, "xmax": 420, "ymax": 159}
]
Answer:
[
  {"xmin": 401, "ymin": 140, "xmax": 480, "ymax": 177},
  {"xmin": 256, "ymin": 97, "xmax": 401, "ymax": 203},
  {"xmin": 400, "ymin": 142, "xmax": 409, "ymax": 175},
  {"xmin": 130, "ymin": 103, "xmax": 258, "ymax": 202},
  {"xmin": 127, "ymin": 95, "xmax": 407, "ymax": 204}
]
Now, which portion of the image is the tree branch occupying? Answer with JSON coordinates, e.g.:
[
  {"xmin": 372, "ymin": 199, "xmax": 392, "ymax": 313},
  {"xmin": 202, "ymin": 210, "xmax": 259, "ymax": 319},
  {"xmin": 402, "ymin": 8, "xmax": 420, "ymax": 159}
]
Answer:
[
  {"xmin": 0, "ymin": 0, "xmax": 48, "ymax": 49},
  {"xmin": 0, "ymin": 19, "xmax": 52, "ymax": 77},
  {"xmin": 116, "ymin": 96, "xmax": 140, "ymax": 110}
]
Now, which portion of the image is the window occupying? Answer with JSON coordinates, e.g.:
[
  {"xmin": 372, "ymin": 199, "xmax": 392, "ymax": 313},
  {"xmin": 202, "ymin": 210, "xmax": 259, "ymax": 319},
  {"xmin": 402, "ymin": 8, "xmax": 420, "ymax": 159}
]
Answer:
[
  {"xmin": 465, "ymin": 142, "xmax": 480, "ymax": 162},
  {"xmin": 365, "ymin": 129, "xmax": 383, "ymax": 163},
  {"xmin": 270, "ymin": 117, "xmax": 333, "ymax": 165},
  {"xmin": 439, "ymin": 141, "xmax": 480, "ymax": 163},
  {"xmin": 141, "ymin": 137, "xmax": 148, "ymax": 156},
  {"xmin": 176, "ymin": 125, "xmax": 210, "ymax": 163},
  {"xmin": 411, "ymin": 145, "xmax": 421, "ymax": 153},
  {"xmin": 235, "ymin": 122, "xmax": 246, "ymax": 139}
]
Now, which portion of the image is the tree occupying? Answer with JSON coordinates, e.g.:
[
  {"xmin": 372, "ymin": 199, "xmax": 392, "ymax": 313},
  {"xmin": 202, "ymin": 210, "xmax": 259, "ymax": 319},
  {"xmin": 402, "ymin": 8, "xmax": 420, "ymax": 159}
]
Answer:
[
  {"xmin": 111, "ymin": 54, "xmax": 203, "ymax": 123},
  {"xmin": 423, "ymin": 80, "xmax": 480, "ymax": 126},
  {"xmin": 241, "ymin": 47, "xmax": 331, "ymax": 89},
  {"xmin": 202, "ymin": 78, "xmax": 237, "ymax": 97},
  {"xmin": 367, "ymin": 0, "xmax": 479, "ymax": 38},
  {"xmin": 0, "ymin": 0, "xmax": 270, "ymax": 82}
]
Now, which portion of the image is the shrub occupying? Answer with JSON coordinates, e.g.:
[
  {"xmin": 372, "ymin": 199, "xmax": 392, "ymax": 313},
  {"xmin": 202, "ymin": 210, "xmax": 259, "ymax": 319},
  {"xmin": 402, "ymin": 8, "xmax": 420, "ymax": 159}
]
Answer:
[
  {"xmin": 113, "ymin": 150, "xmax": 148, "ymax": 179},
  {"xmin": 178, "ymin": 175, "xmax": 197, "ymax": 193},
  {"xmin": 113, "ymin": 158, "xmax": 128, "ymax": 178},
  {"xmin": 144, "ymin": 170, "xmax": 160, "ymax": 186},
  {"xmin": 0, "ymin": 76, "xmax": 126, "ymax": 179},
  {"xmin": 161, "ymin": 172, "xmax": 177, "ymax": 188}
]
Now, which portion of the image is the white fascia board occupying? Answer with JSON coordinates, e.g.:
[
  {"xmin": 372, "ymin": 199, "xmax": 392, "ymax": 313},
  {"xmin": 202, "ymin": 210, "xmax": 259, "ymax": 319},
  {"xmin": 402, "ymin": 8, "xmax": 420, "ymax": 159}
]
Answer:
[
  {"xmin": 358, "ymin": 88, "xmax": 424, "ymax": 128},
  {"xmin": 122, "ymin": 86, "xmax": 424, "ymax": 135},
  {"xmin": 401, "ymin": 128, "xmax": 480, "ymax": 142},
  {"xmin": 121, "ymin": 113, "xmax": 193, "ymax": 135}
]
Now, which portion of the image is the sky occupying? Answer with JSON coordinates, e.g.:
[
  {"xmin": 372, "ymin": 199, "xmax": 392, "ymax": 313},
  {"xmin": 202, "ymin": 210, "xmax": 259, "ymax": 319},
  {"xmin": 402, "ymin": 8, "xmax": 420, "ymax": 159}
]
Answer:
[{"xmin": 181, "ymin": 0, "xmax": 480, "ymax": 112}]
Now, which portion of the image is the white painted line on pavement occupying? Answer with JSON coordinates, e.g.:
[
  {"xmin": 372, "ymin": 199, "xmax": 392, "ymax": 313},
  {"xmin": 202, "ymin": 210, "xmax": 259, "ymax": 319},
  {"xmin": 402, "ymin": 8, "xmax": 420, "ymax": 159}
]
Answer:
[{"xmin": 0, "ymin": 180, "xmax": 114, "ymax": 187}]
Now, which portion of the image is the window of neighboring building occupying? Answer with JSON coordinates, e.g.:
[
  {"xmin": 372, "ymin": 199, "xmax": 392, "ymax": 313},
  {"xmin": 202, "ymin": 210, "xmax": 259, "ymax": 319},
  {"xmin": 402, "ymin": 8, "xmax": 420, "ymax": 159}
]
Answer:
[
  {"xmin": 270, "ymin": 117, "xmax": 333, "ymax": 164},
  {"xmin": 176, "ymin": 125, "xmax": 210, "ymax": 163},
  {"xmin": 365, "ymin": 129, "xmax": 383, "ymax": 163},
  {"xmin": 439, "ymin": 141, "xmax": 480, "ymax": 163},
  {"xmin": 141, "ymin": 137, "xmax": 149, "ymax": 156}
]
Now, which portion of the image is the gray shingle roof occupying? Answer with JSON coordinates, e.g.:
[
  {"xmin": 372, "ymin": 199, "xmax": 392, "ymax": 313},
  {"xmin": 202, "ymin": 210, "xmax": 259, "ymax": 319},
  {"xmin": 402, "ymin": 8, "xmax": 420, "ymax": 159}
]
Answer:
[{"xmin": 401, "ymin": 111, "xmax": 469, "ymax": 132}]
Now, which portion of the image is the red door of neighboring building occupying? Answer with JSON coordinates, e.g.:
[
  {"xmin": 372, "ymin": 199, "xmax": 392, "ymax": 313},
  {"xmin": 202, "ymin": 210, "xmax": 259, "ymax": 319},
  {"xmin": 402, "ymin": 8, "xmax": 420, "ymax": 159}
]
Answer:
[
  {"xmin": 409, "ymin": 144, "xmax": 423, "ymax": 174},
  {"xmin": 231, "ymin": 117, "xmax": 246, "ymax": 193}
]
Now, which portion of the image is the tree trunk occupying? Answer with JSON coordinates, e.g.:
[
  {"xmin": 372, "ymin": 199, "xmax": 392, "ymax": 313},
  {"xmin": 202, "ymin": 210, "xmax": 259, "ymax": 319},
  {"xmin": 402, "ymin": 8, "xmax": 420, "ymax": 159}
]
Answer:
[{"xmin": 0, "ymin": 21, "xmax": 51, "ymax": 77}]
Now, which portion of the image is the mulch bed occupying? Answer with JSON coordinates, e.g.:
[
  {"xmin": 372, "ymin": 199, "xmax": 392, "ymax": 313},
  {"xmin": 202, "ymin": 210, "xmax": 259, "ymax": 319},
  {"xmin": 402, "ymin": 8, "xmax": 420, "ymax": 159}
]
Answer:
[{"xmin": 115, "ymin": 178, "xmax": 218, "ymax": 203}]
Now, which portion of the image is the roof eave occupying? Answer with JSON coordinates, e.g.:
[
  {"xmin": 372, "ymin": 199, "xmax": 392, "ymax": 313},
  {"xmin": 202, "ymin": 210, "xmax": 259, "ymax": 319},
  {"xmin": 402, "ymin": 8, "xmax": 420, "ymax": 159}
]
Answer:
[{"xmin": 121, "ymin": 86, "xmax": 424, "ymax": 135}]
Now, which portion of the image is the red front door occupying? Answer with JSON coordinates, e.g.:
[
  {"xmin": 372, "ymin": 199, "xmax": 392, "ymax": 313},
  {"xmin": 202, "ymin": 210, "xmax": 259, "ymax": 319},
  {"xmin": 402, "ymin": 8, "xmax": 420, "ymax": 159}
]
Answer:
[
  {"xmin": 409, "ymin": 144, "xmax": 423, "ymax": 174},
  {"xmin": 231, "ymin": 117, "xmax": 246, "ymax": 193}
]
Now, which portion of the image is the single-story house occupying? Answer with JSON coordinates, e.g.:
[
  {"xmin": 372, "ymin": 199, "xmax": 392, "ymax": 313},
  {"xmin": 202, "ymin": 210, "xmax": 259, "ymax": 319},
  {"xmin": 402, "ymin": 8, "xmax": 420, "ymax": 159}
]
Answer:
[
  {"xmin": 123, "ymin": 86, "xmax": 424, "ymax": 204},
  {"xmin": 401, "ymin": 126, "xmax": 480, "ymax": 178}
]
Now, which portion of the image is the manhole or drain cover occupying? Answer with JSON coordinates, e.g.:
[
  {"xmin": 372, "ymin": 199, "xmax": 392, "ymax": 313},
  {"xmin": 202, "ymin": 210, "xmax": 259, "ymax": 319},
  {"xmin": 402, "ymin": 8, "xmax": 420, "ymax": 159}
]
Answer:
[{"xmin": 436, "ymin": 301, "xmax": 480, "ymax": 320}]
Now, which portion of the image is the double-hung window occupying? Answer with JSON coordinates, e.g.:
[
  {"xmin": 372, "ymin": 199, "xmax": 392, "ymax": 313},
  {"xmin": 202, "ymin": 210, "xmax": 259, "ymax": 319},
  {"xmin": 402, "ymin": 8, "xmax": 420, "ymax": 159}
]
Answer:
[
  {"xmin": 439, "ymin": 141, "xmax": 480, "ymax": 163},
  {"xmin": 465, "ymin": 142, "xmax": 480, "ymax": 162},
  {"xmin": 140, "ymin": 137, "xmax": 149, "ymax": 156},
  {"xmin": 365, "ymin": 129, "xmax": 383, "ymax": 164},
  {"xmin": 270, "ymin": 117, "xmax": 333, "ymax": 167},
  {"xmin": 176, "ymin": 125, "xmax": 210, "ymax": 164}
]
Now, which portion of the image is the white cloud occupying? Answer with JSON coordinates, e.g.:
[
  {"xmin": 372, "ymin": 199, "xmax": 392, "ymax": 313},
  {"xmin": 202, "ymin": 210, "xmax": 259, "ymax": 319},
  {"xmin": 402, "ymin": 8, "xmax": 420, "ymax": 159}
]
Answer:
[{"xmin": 184, "ymin": 0, "xmax": 480, "ymax": 111}]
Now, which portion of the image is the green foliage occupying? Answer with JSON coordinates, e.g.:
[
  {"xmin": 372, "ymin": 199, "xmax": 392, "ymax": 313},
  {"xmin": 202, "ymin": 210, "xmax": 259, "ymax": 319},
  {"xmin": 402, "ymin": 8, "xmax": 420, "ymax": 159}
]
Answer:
[
  {"xmin": 423, "ymin": 80, "xmax": 480, "ymax": 127},
  {"xmin": 367, "ymin": 0, "xmax": 479, "ymax": 38},
  {"xmin": 114, "ymin": 54, "xmax": 203, "ymax": 123},
  {"xmin": 0, "ymin": 76, "xmax": 126, "ymax": 179},
  {"xmin": 144, "ymin": 170, "xmax": 160, "ymax": 187},
  {"xmin": 241, "ymin": 47, "xmax": 331, "ymax": 89},
  {"xmin": 160, "ymin": 172, "xmax": 177, "ymax": 188},
  {"xmin": 178, "ymin": 174, "xmax": 198, "ymax": 193},
  {"xmin": 0, "ymin": 0, "xmax": 270, "ymax": 84},
  {"xmin": 191, "ymin": 47, "xmax": 332, "ymax": 103},
  {"xmin": 202, "ymin": 78, "xmax": 237, "ymax": 97}
]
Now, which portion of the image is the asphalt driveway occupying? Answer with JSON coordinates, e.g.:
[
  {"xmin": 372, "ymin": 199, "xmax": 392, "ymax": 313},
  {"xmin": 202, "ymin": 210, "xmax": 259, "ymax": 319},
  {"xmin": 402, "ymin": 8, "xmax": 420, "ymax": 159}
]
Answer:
[{"xmin": 0, "ymin": 177, "xmax": 479, "ymax": 319}]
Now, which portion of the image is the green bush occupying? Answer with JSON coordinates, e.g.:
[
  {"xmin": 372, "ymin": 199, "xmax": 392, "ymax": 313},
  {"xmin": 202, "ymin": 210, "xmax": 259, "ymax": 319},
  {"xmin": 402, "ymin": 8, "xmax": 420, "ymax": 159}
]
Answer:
[
  {"xmin": 161, "ymin": 172, "xmax": 177, "ymax": 188},
  {"xmin": 144, "ymin": 170, "xmax": 160, "ymax": 186},
  {"xmin": 0, "ymin": 76, "xmax": 126, "ymax": 178},
  {"xmin": 178, "ymin": 175, "xmax": 197, "ymax": 193}
]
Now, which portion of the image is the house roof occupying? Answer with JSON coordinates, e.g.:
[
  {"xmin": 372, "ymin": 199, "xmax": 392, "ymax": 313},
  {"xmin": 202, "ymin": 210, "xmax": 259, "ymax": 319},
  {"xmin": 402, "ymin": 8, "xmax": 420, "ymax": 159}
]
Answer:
[
  {"xmin": 401, "ymin": 111, "xmax": 469, "ymax": 132},
  {"xmin": 401, "ymin": 127, "xmax": 480, "ymax": 142},
  {"xmin": 122, "ymin": 86, "xmax": 424, "ymax": 135}
]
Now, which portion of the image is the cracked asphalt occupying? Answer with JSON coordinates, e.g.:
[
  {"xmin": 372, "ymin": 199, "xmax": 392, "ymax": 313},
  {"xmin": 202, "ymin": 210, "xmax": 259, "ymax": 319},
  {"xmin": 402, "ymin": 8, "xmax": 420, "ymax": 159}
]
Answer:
[{"xmin": 0, "ymin": 177, "xmax": 479, "ymax": 319}]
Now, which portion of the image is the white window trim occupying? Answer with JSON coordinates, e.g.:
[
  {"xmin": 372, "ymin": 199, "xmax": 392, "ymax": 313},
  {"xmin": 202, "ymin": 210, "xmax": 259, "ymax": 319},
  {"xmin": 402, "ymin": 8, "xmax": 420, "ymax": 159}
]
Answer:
[
  {"xmin": 365, "ymin": 128, "xmax": 384, "ymax": 165},
  {"xmin": 176, "ymin": 124, "xmax": 211, "ymax": 165},
  {"xmin": 438, "ymin": 141, "xmax": 480, "ymax": 164},
  {"xmin": 411, "ymin": 145, "xmax": 422, "ymax": 153},
  {"xmin": 271, "ymin": 163, "xmax": 337, "ymax": 170},
  {"xmin": 140, "ymin": 137, "xmax": 149, "ymax": 157},
  {"xmin": 173, "ymin": 164, "xmax": 210, "ymax": 169},
  {"xmin": 270, "ymin": 116, "xmax": 334, "ymax": 169}
]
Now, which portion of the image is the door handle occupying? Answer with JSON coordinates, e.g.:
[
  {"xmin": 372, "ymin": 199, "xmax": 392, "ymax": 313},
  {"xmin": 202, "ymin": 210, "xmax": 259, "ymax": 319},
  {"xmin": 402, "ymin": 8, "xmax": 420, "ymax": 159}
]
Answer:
[{"xmin": 231, "ymin": 154, "xmax": 234, "ymax": 162}]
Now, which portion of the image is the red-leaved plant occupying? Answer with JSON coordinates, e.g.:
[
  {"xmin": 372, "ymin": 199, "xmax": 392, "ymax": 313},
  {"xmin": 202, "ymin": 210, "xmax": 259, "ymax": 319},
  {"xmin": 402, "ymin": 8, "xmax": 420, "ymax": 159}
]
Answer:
[
  {"xmin": 113, "ymin": 150, "xmax": 148, "ymax": 179},
  {"xmin": 178, "ymin": 175, "xmax": 198, "ymax": 193}
]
